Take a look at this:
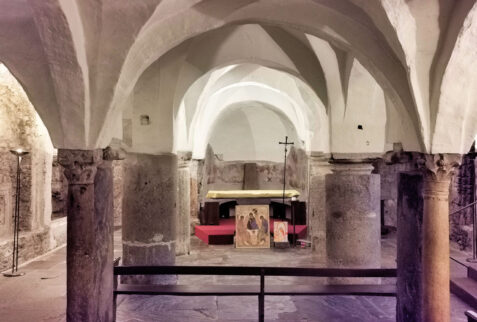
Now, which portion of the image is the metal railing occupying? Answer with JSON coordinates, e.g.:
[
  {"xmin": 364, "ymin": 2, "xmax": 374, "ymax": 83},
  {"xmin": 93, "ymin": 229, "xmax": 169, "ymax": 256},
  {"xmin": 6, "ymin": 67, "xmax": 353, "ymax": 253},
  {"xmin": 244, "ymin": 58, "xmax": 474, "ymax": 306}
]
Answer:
[
  {"xmin": 466, "ymin": 310, "xmax": 477, "ymax": 322},
  {"xmin": 450, "ymin": 200, "xmax": 477, "ymax": 262},
  {"xmin": 113, "ymin": 265, "xmax": 397, "ymax": 322}
]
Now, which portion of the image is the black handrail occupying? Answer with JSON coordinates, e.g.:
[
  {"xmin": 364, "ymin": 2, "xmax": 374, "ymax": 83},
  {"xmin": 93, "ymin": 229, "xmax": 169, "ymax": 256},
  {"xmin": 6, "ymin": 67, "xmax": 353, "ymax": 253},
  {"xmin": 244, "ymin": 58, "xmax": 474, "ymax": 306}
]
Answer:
[
  {"xmin": 450, "ymin": 256, "xmax": 468, "ymax": 268},
  {"xmin": 450, "ymin": 200, "xmax": 477, "ymax": 216},
  {"xmin": 113, "ymin": 265, "xmax": 396, "ymax": 322},
  {"xmin": 466, "ymin": 310, "xmax": 477, "ymax": 322},
  {"xmin": 449, "ymin": 200, "xmax": 477, "ymax": 262},
  {"xmin": 114, "ymin": 265, "xmax": 397, "ymax": 277}
]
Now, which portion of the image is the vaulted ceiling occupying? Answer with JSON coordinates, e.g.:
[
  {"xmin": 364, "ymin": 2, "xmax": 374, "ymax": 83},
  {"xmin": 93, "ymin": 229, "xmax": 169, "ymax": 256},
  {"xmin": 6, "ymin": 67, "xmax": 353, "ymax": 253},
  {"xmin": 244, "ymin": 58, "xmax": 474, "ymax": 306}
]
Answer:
[{"xmin": 0, "ymin": 0, "xmax": 476, "ymax": 155}]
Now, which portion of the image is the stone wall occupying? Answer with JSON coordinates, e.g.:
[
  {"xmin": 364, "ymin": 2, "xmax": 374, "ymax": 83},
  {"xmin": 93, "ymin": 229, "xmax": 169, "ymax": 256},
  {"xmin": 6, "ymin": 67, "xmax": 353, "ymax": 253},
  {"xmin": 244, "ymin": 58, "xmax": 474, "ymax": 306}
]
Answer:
[
  {"xmin": 0, "ymin": 228, "xmax": 50, "ymax": 270},
  {"xmin": 449, "ymin": 153, "xmax": 475, "ymax": 250},
  {"xmin": 112, "ymin": 160, "xmax": 124, "ymax": 227},
  {"xmin": 0, "ymin": 152, "xmax": 14, "ymax": 238},
  {"xmin": 51, "ymin": 156, "xmax": 68, "ymax": 219},
  {"xmin": 373, "ymin": 152, "xmax": 416, "ymax": 228},
  {"xmin": 0, "ymin": 64, "xmax": 58, "ymax": 272}
]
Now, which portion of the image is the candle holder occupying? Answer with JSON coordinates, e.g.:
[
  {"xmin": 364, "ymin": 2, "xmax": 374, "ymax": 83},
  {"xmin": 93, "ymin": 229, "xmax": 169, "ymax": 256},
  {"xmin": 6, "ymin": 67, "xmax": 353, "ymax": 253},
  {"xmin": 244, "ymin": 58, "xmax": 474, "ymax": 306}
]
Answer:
[{"xmin": 3, "ymin": 148, "xmax": 28, "ymax": 277}]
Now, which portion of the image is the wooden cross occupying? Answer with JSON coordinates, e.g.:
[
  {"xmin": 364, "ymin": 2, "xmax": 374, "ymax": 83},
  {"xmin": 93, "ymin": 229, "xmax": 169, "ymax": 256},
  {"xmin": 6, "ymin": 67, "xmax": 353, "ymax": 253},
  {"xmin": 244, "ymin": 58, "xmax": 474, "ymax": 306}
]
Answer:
[
  {"xmin": 279, "ymin": 137, "xmax": 294, "ymax": 207},
  {"xmin": 279, "ymin": 136, "xmax": 294, "ymax": 154}
]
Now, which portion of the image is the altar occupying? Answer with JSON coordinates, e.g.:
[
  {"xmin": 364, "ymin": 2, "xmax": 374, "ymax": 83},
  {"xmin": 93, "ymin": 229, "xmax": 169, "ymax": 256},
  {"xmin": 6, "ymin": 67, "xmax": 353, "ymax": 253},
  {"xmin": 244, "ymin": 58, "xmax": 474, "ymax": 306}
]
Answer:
[
  {"xmin": 200, "ymin": 189, "xmax": 302, "ymax": 224},
  {"xmin": 206, "ymin": 189, "xmax": 300, "ymax": 199},
  {"xmin": 198, "ymin": 189, "xmax": 307, "ymax": 243}
]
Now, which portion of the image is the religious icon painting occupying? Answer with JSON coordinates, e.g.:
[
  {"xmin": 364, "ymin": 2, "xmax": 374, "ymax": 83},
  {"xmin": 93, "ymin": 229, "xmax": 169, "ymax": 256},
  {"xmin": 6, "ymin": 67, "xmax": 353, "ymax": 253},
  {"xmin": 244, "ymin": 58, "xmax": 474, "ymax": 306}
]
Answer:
[
  {"xmin": 273, "ymin": 221, "xmax": 288, "ymax": 243},
  {"xmin": 235, "ymin": 205, "xmax": 270, "ymax": 248}
]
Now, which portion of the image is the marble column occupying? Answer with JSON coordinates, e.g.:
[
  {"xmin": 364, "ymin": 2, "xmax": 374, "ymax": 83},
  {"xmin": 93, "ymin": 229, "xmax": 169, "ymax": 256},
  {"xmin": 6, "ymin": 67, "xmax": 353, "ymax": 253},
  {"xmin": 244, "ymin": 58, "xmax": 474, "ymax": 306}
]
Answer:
[
  {"xmin": 58, "ymin": 149, "xmax": 114, "ymax": 322},
  {"xmin": 308, "ymin": 152, "xmax": 331, "ymax": 261},
  {"xmin": 176, "ymin": 153, "xmax": 191, "ymax": 255},
  {"xmin": 396, "ymin": 172, "xmax": 423, "ymax": 322},
  {"xmin": 325, "ymin": 159, "xmax": 380, "ymax": 283},
  {"xmin": 419, "ymin": 154, "xmax": 460, "ymax": 322},
  {"xmin": 122, "ymin": 153, "xmax": 177, "ymax": 284}
]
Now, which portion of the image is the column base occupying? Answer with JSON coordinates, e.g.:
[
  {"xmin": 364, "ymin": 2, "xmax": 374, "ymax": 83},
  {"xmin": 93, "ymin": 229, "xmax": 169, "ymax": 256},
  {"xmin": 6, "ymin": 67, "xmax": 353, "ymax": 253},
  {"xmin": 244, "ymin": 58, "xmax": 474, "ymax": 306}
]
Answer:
[
  {"xmin": 3, "ymin": 271, "xmax": 25, "ymax": 277},
  {"xmin": 122, "ymin": 243, "xmax": 177, "ymax": 285}
]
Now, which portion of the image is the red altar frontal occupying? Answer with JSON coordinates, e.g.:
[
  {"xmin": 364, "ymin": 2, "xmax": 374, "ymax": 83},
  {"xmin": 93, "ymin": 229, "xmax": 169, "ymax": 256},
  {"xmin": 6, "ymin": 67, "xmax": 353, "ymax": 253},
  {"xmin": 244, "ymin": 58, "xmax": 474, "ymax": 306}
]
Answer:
[{"xmin": 195, "ymin": 217, "xmax": 307, "ymax": 245}]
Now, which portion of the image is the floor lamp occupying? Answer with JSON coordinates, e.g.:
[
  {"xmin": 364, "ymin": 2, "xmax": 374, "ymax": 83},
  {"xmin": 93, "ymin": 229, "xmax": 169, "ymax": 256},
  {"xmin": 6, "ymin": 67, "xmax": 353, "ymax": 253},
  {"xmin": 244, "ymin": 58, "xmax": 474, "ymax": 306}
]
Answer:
[{"xmin": 3, "ymin": 148, "xmax": 28, "ymax": 277}]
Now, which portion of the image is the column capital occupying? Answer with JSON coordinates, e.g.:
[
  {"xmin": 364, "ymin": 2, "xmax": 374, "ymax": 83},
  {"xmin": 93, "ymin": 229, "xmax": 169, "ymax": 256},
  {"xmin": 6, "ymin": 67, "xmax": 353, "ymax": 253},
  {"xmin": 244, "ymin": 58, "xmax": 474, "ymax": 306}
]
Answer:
[
  {"xmin": 416, "ymin": 153, "xmax": 462, "ymax": 182},
  {"xmin": 58, "ymin": 149, "xmax": 103, "ymax": 184},
  {"xmin": 177, "ymin": 151, "xmax": 192, "ymax": 168},
  {"xmin": 309, "ymin": 151, "xmax": 331, "ymax": 160},
  {"xmin": 329, "ymin": 157, "xmax": 378, "ymax": 175},
  {"xmin": 381, "ymin": 151, "xmax": 420, "ymax": 165},
  {"xmin": 103, "ymin": 142, "xmax": 126, "ymax": 161}
]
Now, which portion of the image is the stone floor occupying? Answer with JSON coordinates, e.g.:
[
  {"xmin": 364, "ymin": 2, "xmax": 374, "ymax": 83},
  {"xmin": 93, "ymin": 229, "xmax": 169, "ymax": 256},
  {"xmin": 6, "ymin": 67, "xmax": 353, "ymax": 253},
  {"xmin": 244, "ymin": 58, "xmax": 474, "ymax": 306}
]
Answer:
[{"xmin": 0, "ymin": 230, "xmax": 473, "ymax": 322}]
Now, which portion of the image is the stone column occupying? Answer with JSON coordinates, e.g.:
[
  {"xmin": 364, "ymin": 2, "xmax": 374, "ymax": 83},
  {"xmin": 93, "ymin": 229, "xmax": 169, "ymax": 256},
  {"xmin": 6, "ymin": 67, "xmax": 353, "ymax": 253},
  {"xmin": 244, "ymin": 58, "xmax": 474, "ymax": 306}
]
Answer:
[
  {"xmin": 325, "ymin": 159, "xmax": 380, "ymax": 283},
  {"xmin": 189, "ymin": 160, "xmax": 200, "ymax": 227},
  {"xmin": 122, "ymin": 153, "xmax": 177, "ymax": 284},
  {"xmin": 176, "ymin": 153, "xmax": 191, "ymax": 255},
  {"xmin": 419, "ymin": 154, "xmax": 460, "ymax": 322},
  {"xmin": 396, "ymin": 172, "xmax": 423, "ymax": 322},
  {"xmin": 58, "ymin": 149, "xmax": 114, "ymax": 322},
  {"xmin": 308, "ymin": 152, "xmax": 331, "ymax": 262}
]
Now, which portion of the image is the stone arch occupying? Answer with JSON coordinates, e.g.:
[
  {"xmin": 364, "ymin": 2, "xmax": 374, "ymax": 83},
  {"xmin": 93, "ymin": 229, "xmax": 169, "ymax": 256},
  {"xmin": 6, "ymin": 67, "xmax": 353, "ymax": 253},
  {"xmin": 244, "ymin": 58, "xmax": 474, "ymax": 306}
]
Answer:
[
  {"xmin": 431, "ymin": 2, "xmax": 477, "ymax": 154},
  {"xmin": 172, "ymin": 64, "xmax": 328, "ymax": 158},
  {"xmin": 101, "ymin": 0, "xmax": 424, "ymax": 151}
]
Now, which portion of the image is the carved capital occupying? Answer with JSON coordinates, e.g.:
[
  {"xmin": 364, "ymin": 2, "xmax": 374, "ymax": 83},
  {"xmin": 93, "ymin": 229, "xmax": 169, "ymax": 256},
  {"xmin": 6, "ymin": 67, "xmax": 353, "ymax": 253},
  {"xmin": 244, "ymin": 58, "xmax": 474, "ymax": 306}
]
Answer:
[
  {"xmin": 58, "ymin": 149, "xmax": 103, "ymax": 184},
  {"xmin": 414, "ymin": 154, "xmax": 460, "ymax": 200},
  {"xmin": 103, "ymin": 138, "xmax": 127, "ymax": 161},
  {"xmin": 103, "ymin": 146, "xmax": 126, "ymax": 161},
  {"xmin": 415, "ymin": 153, "xmax": 461, "ymax": 182},
  {"xmin": 382, "ymin": 150, "xmax": 416, "ymax": 165},
  {"xmin": 177, "ymin": 151, "xmax": 192, "ymax": 168}
]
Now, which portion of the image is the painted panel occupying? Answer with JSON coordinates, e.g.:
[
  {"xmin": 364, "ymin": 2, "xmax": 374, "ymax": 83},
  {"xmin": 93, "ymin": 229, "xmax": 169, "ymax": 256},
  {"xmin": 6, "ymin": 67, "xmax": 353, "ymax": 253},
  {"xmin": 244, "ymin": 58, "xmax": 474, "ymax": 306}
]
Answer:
[{"xmin": 235, "ymin": 205, "xmax": 270, "ymax": 248}]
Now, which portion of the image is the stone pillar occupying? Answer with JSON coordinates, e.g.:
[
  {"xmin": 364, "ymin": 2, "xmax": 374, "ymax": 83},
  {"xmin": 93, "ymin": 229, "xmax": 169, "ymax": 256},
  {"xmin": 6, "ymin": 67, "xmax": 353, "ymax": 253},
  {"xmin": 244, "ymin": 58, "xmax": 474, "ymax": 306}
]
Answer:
[
  {"xmin": 308, "ymin": 152, "xmax": 331, "ymax": 261},
  {"xmin": 112, "ymin": 160, "xmax": 124, "ymax": 227},
  {"xmin": 122, "ymin": 153, "xmax": 177, "ymax": 284},
  {"xmin": 189, "ymin": 160, "xmax": 200, "ymax": 227},
  {"xmin": 419, "ymin": 154, "xmax": 460, "ymax": 322},
  {"xmin": 396, "ymin": 172, "xmax": 423, "ymax": 322},
  {"xmin": 58, "ymin": 149, "xmax": 114, "ymax": 322},
  {"xmin": 325, "ymin": 159, "xmax": 380, "ymax": 283},
  {"xmin": 176, "ymin": 153, "xmax": 191, "ymax": 255}
]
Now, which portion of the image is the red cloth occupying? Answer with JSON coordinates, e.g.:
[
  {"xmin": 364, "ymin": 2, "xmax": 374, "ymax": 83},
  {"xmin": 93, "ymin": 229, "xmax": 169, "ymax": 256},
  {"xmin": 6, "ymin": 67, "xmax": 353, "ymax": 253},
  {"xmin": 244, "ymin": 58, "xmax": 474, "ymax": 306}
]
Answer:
[{"xmin": 195, "ymin": 217, "xmax": 307, "ymax": 244}]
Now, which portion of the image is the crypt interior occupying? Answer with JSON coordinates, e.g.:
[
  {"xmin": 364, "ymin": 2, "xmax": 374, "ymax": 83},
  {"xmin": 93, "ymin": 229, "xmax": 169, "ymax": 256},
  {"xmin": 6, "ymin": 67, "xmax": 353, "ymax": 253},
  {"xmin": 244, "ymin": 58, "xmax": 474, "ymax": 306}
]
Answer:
[{"xmin": 1, "ymin": 1, "xmax": 477, "ymax": 321}]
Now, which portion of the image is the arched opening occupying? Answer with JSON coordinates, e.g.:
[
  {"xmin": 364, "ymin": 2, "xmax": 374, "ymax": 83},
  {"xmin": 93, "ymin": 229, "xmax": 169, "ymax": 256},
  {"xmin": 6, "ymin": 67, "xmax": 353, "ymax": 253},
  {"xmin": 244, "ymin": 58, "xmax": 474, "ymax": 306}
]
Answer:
[{"xmin": 0, "ymin": 62, "xmax": 64, "ymax": 273}]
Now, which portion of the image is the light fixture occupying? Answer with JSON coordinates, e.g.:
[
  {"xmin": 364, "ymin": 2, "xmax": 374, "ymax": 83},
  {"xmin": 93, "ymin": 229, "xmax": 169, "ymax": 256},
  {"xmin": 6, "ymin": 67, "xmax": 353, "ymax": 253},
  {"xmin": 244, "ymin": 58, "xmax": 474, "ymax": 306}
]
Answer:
[{"xmin": 3, "ymin": 148, "xmax": 29, "ymax": 277}]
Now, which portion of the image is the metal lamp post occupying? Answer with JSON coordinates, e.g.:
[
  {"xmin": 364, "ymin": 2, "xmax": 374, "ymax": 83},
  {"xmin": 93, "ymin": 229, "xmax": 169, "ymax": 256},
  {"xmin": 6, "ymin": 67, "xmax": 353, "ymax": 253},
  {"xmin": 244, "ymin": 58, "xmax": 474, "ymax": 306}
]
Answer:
[{"xmin": 3, "ymin": 148, "xmax": 28, "ymax": 277}]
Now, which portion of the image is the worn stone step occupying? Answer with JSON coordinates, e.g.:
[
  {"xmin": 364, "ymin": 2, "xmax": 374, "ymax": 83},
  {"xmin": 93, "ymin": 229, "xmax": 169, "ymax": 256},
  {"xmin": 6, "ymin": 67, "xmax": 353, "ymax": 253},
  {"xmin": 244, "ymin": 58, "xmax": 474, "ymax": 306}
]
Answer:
[{"xmin": 451, "ymin": 277, "xmax": 477, "ymax": 310}]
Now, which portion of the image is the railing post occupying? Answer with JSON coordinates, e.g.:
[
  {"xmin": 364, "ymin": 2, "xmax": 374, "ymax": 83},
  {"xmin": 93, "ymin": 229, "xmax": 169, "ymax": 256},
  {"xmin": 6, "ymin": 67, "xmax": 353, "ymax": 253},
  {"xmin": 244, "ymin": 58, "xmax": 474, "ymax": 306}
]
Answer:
[
  {"xmin": 448, "ymin": 199, "xmax": 477, "ymax": 262},
  {"xmin": 259, "ymin": 268, "xmax": 265, "ymax": 322},
  {"xmin": 470, "ymin": 199, "xmax": 477, "ymax": 262},
  {"xmin": 113, "ymin": 257, "xmax": 120, "ymax": 322}
]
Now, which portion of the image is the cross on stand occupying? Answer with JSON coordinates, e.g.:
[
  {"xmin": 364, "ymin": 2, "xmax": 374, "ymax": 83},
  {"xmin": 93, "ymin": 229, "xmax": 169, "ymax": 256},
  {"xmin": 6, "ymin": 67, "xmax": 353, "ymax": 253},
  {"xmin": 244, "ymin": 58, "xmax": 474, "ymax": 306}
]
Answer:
[{"xmin": 279, "ymin": 136, "xmax": 295, "ymax": 246}]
